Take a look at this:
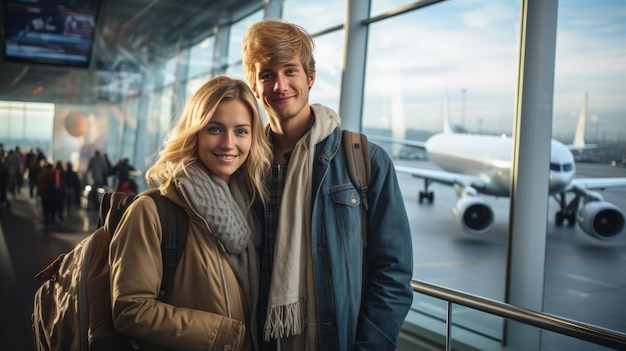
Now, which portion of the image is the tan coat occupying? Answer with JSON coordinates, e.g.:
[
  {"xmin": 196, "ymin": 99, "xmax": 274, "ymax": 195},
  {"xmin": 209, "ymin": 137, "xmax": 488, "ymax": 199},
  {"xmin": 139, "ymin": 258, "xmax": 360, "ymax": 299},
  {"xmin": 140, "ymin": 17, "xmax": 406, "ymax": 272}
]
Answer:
[{"xmin": 109, "ymin": 185, "xmax": 251, "ymax": 351}]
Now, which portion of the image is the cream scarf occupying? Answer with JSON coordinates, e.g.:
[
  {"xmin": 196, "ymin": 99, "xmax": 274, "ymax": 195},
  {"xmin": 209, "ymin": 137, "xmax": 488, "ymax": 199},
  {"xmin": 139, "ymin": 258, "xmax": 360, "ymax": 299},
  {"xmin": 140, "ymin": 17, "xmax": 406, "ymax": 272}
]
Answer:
[{"xmin": 264, "ymin": 104, "xmax": 340, "ymax": 350}]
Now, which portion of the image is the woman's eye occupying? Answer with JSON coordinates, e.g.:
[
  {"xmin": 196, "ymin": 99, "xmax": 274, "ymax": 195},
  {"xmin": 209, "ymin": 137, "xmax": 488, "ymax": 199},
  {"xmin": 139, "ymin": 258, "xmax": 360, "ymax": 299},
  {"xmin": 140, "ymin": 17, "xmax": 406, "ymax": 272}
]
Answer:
[
  {"xmin": 207, "ymin": 126, "xmax": 222, "ymax": 134},
  {"xmin": 235, "ymin": 128, "xmax": 249, "ymax": 135}
]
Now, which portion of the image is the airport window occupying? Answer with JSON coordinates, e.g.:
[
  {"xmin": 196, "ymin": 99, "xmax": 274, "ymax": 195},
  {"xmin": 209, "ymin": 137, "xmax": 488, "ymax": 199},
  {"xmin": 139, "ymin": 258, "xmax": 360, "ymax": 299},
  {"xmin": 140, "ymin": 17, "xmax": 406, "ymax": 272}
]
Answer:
[
  {"xmin": 283, "ymin": 0, "xmax": 347, "ymax": 34},
  {"xmin": 187, "ymin": 37, "xmax": 215, "ymax": 80},
  {"xmin": 307, "ymin": 30, "xmax": 344, "ymax": 113},
  {"xmin": 371, "ymin": 0, "xmax": 426, "ymax": 18},
  {"xmin": 227, "ymin": 11, "xmax": 263, "ymax": 69},
  {"xmin": 543, "ymin": 0, "xmax": 626, "ymax": 336},
  {"xmin": 0, "ymin": 101, "xmax": 54, "ymax": 156}
]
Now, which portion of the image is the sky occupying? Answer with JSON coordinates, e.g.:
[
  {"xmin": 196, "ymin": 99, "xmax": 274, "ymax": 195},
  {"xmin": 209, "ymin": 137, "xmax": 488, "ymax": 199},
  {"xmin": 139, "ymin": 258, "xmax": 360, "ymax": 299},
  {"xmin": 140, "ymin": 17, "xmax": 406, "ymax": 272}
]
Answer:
[{"xmin": 296, "ymin": 0, "xmax": 626, "ymax": 143}]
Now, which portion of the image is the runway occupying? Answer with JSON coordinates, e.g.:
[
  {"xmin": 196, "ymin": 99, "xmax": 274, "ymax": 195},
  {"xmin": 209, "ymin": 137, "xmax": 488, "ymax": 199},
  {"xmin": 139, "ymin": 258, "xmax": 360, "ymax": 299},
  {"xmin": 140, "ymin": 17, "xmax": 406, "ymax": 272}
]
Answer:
[
  {"xmin": 397, "ymin": 159, "xmax": 626, "ymax": 349},
  {"xmin": 1, "ymin": 161, "xmax": 625, "ymax": 350}
]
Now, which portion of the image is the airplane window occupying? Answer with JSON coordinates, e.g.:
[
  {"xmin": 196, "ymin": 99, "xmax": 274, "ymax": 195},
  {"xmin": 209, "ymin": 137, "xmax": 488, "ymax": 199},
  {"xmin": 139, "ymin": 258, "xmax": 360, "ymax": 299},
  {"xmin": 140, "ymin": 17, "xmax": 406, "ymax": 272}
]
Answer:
[
  {"xmin": 562, "ymin": 163, "xmax": 573, "ymax": 172},
  {"xmin": 550, "ymin": 163, "xmax": 561, "ymax": 171}
]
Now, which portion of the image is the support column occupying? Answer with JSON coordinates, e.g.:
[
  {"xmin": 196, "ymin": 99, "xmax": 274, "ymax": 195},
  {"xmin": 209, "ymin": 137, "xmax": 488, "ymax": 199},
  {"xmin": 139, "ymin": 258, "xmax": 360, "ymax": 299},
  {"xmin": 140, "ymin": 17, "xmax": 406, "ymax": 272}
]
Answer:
[
  {"xmin": 505, "ymin": 0, "xmax": 559, "ymax": 349},
  {"xmin": 339, "ymin": 0, "xmax": 371, "ymax": 132}
]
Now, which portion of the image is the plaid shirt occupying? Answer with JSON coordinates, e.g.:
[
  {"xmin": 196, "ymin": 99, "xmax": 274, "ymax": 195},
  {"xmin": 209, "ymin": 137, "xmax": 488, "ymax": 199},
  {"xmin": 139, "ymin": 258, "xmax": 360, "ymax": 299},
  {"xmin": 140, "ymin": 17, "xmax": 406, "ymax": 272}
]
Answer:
[{"xmin": 258, "ymin": 162, "xmax": 285, "ymax": 351}]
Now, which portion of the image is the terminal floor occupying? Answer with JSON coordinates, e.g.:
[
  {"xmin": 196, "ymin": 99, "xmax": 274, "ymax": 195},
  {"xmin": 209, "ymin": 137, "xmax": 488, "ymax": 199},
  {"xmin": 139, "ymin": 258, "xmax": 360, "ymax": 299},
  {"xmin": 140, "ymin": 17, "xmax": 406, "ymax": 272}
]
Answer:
[{"xmin": 0, "ymin": 190, "xmax": 97, "ymax": 350}]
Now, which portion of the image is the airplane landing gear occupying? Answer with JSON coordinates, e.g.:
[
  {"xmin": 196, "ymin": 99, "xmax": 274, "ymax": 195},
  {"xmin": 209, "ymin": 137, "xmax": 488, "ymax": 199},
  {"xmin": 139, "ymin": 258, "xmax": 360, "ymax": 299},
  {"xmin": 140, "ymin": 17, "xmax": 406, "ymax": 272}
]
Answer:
[
  {"xmin": 553, "ymin": 191, "xmax": 580, "ymax": 226},
  {"xmin": 418, "ymin": 178, "xmax": 434, "ymax": 204},
  {"xmin": 555, "ymin": 211, "xmax": 576, "ymax": 226},
  {"xmin": 419, "ymin": 191, "xmax": 434, "ymax": 204}
]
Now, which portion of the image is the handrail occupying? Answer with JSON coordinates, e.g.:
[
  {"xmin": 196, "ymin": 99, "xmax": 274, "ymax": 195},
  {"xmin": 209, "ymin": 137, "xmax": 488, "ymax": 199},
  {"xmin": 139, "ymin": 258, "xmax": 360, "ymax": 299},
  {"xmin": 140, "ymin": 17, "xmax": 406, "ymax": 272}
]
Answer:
[{"xmin": 411, "ymin": 280, "xmax": 626, "ymax": 350}]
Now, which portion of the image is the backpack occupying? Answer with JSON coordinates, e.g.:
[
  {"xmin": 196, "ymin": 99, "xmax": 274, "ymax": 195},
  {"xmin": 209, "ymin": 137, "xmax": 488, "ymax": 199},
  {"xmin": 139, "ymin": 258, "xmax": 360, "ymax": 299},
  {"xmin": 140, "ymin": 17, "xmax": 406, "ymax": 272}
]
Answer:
[
  {"xmin": 32, "ymin": 188, "xmax": 189, "ymax": 351},
  {"xmin": 342, "ymin": 130, "xmax": 371, "ymax": 247}
]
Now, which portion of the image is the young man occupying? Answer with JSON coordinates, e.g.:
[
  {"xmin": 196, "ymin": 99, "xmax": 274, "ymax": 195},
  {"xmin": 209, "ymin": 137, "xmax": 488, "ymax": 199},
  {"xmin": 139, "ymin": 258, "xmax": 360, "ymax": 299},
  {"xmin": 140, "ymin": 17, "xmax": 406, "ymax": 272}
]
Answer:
[{"xmin": 242, "ymin": 19, "xmax": 414, "ymax": 350}]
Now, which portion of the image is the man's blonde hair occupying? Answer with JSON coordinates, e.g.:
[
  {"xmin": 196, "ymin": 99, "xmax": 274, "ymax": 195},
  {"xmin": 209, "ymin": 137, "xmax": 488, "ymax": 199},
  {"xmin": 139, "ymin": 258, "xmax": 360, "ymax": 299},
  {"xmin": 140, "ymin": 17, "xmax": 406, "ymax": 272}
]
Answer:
[{"xmin": 242, "ymin": 19, "xmax": 316, "ymax": 88}]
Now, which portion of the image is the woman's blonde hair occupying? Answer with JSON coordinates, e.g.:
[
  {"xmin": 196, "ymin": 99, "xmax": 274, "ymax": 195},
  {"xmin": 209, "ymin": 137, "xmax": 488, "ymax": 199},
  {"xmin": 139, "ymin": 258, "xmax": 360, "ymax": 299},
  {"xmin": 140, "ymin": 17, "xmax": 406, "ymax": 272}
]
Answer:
[
  {"xmin": 145, "ymin": 75, "xmax": 271, "ymax": 204},
  {"xmin": 242, "ymin": 19, "xmax": 316, "ymax": 89}
]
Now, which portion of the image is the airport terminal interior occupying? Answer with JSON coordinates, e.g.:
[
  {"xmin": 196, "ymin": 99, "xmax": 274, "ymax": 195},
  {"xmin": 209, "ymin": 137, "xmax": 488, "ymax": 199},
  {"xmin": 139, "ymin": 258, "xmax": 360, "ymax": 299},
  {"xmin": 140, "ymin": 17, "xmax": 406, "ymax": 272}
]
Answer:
[{"xmin": 1, "ymin": 0, "xmax": 626, "ymax": 350}]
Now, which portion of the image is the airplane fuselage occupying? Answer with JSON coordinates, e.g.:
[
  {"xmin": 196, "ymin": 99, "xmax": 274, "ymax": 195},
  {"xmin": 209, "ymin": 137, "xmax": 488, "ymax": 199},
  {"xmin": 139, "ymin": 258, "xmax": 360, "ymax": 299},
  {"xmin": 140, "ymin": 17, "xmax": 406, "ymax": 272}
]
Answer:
[{"xmin": 425, "ymin": 133, "xmax": 576, "ymax": 197}]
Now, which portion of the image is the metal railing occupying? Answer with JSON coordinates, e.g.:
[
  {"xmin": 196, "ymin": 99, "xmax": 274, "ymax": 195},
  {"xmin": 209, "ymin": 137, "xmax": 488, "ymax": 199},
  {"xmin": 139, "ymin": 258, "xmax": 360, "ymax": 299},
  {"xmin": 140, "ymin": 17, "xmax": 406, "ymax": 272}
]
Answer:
[{"xmin": 411, "ymin": 280, "xmax": 626, "ymax": 350}]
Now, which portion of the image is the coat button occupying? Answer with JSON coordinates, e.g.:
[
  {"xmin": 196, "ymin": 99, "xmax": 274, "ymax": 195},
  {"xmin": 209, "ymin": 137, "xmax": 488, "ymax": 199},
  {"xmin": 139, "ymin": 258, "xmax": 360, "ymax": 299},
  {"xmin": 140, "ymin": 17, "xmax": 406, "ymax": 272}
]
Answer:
[{"xmin": 224, "ymin": 345, "xmax": 231, "ymax": 350}]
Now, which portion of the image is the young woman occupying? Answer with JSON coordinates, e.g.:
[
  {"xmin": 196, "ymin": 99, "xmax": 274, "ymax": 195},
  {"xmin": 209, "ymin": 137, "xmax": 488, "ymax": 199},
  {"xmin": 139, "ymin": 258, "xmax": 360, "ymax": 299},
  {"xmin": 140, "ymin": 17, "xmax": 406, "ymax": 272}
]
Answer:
[{"xmin": 109, "ymin": 76, "xmax": 271, "ymax": 351}]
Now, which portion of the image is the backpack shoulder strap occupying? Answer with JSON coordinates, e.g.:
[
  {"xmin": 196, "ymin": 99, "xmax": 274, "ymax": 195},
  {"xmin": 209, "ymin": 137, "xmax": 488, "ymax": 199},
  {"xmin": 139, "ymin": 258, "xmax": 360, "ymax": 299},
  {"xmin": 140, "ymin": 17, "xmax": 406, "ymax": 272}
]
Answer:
[
  {"xmin": 342, "ymin": 130, "xmax": 371, "ymax": 247},
  {"xmin": 99, "ymin": 192, "xmax": 138, "ymax": 235},
  {"xmin": 143, "ymin": 189, "xmax": 189, "ymax": 301}
]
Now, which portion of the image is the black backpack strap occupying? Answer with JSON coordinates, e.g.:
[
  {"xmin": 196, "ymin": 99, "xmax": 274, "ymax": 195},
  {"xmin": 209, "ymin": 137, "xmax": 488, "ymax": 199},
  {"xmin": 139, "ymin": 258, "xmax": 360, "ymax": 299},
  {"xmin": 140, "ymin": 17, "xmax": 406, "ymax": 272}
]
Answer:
[
  {"xmin": 342, "ymin": 130, "xmax": 371, "ymax": 247},
  {"xmin": 97, "ymin": 192, "xmax": 112, "ymax": 228},
  {"xmin": 144, "ymin": 189, "xmax": 189, "ymax": 301},
  {"xmin": 100, "ymin": 192, "xmax": 138, "ymax": 236}
]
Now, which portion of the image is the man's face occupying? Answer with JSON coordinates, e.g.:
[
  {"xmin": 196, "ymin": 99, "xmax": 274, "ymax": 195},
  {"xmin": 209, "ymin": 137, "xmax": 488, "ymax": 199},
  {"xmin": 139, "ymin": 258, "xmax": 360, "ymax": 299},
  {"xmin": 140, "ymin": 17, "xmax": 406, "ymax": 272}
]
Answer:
[{"xmin": 253, "ymin": 57, "xmax": 315, "ymax": 123}]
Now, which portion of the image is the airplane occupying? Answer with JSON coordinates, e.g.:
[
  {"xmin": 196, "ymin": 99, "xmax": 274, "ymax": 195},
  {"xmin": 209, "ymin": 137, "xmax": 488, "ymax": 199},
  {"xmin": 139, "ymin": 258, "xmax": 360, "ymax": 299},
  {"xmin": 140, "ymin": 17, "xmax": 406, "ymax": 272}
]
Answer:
[{"xmin": 369, "ymin": 93, "xmax": 626, "ymax": 240}]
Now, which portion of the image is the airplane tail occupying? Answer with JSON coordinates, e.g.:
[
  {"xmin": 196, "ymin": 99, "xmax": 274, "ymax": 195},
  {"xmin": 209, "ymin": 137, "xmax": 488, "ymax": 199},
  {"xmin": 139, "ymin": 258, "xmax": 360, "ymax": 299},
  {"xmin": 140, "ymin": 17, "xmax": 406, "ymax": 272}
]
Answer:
[
  {"xmin": 443, "ymin": 89, "xmax": 453, "ymax": 134},
  {"xmin": 572, "ymin": 92, "xmax": 588, "ymax": 151}
]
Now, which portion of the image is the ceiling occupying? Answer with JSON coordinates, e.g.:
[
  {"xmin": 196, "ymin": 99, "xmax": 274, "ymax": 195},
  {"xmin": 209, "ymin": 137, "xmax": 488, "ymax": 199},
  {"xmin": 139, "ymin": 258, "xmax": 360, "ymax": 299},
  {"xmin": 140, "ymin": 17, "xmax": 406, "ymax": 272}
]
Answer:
[{"xmin": 0, "ymin": 0, "xmax": 260, "ymax": 104}]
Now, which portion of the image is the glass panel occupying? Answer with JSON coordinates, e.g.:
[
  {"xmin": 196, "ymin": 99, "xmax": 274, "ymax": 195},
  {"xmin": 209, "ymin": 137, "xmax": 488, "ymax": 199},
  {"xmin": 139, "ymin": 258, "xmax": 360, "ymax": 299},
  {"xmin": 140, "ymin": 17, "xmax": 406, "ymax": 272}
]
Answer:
[
  {"xmin": 542, "ymin": 329, "xmax": 617, "ymax": 351},
  {"xmin": 365, "ymin": 0, "xmax": 520, "ymax": 297},
  {"xmin": 162, "ymin": 57, "xmax": 177, "ymax": 86},
  {"xmin": 283, "ymin": 0, "xmax": 346, "ymax": 34},
  {"xmin": 0, "ymin": 101, "xmax": 54, "ymax": 154},
  {"xmin": 366, "ymin": 0, "xmax": 526, "ymax": 345},
  {"xmin": 309, "ymin": 30, "xmax": 343, "ymax": 113},
  {"xmin": 228, "ymin": 11, "xmax": 263, "ymax": 67},
  {"xmin": 188, "ymin": 37, "xmax": 214, "ymax": 80},
  {"xmin": 545, "ymin": 0, "xmax": 626, "ymax": 333},
  {"xmin": 371, "ymin": 0, "xmax": 422, "ymax": 17}
]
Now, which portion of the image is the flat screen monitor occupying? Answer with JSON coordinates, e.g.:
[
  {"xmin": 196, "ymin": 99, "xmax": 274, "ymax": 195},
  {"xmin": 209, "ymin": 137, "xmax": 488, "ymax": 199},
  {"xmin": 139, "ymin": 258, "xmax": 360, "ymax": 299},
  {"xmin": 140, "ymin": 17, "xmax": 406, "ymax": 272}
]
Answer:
[{"xmin": 3, "ymin": 0, "xmax": 101, "ymax": 68}]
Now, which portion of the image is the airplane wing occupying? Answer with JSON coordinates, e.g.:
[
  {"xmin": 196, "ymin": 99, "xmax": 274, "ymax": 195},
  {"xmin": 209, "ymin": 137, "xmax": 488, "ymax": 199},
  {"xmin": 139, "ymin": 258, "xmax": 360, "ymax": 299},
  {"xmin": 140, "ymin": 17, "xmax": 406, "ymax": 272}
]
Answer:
[
  {"xmin": 570, "ymin": 177, "xmax": 626, "ymax": 191},
  {"xmin": 368, "ymin": 135, "xmax": 426, "ymax": 149},
  {"xmin": 394, "ymin": 165, "xmax": 487, "ymax": 190}
]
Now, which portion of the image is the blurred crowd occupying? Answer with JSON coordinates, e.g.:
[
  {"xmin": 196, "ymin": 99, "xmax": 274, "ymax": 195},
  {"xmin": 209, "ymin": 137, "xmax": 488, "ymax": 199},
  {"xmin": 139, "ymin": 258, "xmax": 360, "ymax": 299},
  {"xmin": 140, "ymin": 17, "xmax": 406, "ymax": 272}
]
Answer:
[{"xmin": 0, "ymin": 143, "xmax": 137, "ymax": 228}]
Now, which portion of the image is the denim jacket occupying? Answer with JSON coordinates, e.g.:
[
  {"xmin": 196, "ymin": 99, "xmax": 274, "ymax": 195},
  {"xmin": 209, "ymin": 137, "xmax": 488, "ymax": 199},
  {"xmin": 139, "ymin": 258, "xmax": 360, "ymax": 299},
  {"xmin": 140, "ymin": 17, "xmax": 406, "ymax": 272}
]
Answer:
[{"xmin": 312, "ymin": 128, "xmax": 414, "ymax": 350}]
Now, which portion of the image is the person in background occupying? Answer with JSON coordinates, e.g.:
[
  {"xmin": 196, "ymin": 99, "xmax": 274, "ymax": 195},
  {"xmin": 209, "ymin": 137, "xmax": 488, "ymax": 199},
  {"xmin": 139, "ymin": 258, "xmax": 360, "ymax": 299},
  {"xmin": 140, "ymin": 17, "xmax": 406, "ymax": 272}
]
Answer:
[
  {"xmin": 36, "ymin": 161, "xmax": 56, "ymax": 228},
  {"xmin": 52, "ymin": 161, "xmax": 66, "ymax": 222},
  {"xmin": 112, "ymin": 157, "xmax": 137, "ymax": 194},
  {"xmin": 5, "ymin": 149, "xmax": 23, "ymax": 198},
  {"xmin": 103, "ymin": 153, "xmax": 114, "ymax": 187},
  {"xmin": 26, "ymin": 148, "xmax": 46, "ymax": 201},
  {"xmin": 86, "ymin": 150, "xmax": 109, "ymax": 209},
  {"xmin": 242, "ymin": 19, "xmax": 414, "ymax": 350},
  {"xmin": 109, "ymin": 76, "xmax": 271, "ymax": 351},
  {"xmin": 64, "ymin": 161, "xmax": 81, "ymax": 215},
  {"xmin": 0, "ymin": 153, "xmax": 10, "ymax": 208}
]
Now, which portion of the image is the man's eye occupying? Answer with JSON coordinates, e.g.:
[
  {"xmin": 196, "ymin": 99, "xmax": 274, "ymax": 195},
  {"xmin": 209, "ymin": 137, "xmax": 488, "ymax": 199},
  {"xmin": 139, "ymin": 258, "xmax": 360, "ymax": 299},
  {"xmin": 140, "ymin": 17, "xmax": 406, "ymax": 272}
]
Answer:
[{"xmin": 260, "ymin": 73, "xmax": 272, "ymax": 81}]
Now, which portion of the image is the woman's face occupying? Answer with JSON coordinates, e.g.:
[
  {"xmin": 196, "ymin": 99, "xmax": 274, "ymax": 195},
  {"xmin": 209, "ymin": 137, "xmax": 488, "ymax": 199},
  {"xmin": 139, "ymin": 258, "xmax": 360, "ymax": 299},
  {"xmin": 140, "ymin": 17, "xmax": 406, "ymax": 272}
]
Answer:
[{"xmin": 196, "ymin": 99, "xmax": 253, "ymax": 183}]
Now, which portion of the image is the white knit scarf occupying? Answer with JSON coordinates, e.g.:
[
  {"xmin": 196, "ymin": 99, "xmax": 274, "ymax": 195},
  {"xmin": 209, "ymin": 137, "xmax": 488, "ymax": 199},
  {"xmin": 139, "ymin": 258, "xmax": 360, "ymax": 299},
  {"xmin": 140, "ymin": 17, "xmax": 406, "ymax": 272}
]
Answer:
[
  {"xmin": 264, "ymin": 104, "xmax": 340, "ymax": 350},
  {"xmin": 176, "ymin": 161, "xmax": 260, "ymax": 308}
]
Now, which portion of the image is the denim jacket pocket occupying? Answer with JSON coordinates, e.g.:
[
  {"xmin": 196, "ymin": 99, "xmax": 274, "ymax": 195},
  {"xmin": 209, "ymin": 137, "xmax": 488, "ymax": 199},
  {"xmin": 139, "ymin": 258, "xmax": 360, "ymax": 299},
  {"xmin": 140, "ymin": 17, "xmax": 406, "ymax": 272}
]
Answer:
[{"xmin": 329, "ymin": 186, "xmax": 362, "ymax": 236}]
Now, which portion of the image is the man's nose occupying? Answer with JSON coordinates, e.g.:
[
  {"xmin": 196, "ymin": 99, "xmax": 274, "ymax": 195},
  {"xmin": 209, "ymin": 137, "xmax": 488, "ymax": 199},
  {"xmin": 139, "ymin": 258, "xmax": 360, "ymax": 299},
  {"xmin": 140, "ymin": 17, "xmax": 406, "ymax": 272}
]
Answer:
[{"xmin": 273, "ymin": 74, "xmax": 287, "ymax": 92}]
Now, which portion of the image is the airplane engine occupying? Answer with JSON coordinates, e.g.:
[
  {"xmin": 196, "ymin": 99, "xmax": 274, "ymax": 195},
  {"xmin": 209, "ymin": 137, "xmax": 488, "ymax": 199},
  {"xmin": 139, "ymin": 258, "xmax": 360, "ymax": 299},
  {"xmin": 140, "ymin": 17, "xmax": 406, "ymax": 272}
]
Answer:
[
  {"xmin": 452, "ymin": 197, "xmax": 494, "ymax": 235},
  {"xmin": 577, "ymin": 201, "xmax": 625, "ymax": 239}
]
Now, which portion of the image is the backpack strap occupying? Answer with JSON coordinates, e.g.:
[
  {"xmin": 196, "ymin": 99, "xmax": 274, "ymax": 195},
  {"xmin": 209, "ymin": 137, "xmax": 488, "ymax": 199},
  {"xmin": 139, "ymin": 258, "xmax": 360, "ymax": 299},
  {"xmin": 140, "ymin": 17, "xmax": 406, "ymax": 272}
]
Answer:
[
  {"xmin": 342, "ymin": 130, "xmax": 371, "ymax": 247},
  {"xmin": 143, "ymin": 189, "xmax": 189, "ymax": 301},
  {"xmin": 99, "ymin": 192, "xmax": 138, "ymax": 235}
]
